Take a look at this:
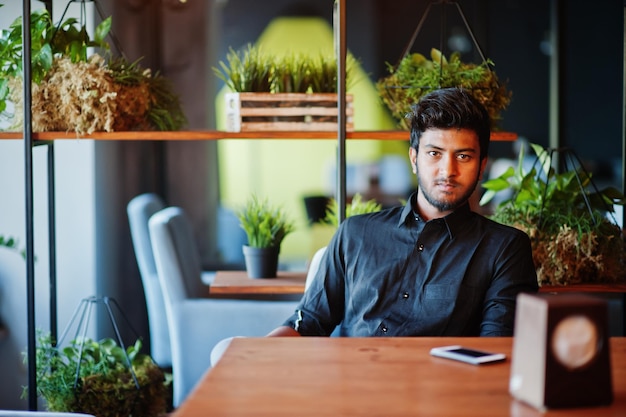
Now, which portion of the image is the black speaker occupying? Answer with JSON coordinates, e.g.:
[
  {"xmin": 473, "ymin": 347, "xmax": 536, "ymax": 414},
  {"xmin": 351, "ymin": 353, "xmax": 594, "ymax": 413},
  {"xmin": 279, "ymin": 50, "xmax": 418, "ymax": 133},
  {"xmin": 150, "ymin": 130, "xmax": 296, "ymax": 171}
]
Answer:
[{"xmin": 509, "ymin": 292, "xmax": 613, "ymax": 409}]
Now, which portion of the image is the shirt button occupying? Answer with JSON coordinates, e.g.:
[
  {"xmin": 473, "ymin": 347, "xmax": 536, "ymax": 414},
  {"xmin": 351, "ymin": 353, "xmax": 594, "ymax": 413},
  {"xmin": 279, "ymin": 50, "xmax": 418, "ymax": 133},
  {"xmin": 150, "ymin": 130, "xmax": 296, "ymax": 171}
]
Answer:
[
  {"xmin": 402, "ymin": 292, "xmax": 409, "ymax": 299},
  {"xmin": 381, "ymin": 325, "xmax": 388, "ymax": 333},
  {"xmin": 417, "ymin": 243, "xmax": 424, "ymax": 251}
]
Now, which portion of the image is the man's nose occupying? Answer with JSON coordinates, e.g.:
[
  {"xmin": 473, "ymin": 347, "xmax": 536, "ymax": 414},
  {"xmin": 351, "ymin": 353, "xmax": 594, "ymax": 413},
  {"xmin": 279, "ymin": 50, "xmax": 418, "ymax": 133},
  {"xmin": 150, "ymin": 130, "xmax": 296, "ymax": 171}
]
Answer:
[{"xmin": 440, "ymin": 155, "xmax": 458, "ymax": 176}]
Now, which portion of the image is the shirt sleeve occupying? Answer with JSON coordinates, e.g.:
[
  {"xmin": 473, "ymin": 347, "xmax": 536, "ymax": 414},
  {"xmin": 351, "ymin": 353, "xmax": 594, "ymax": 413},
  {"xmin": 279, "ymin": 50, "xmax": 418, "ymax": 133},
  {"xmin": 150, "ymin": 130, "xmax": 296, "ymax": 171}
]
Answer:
[{"xmin": 480, "ymin": 230, "xmax": 539, "ymax": 336}]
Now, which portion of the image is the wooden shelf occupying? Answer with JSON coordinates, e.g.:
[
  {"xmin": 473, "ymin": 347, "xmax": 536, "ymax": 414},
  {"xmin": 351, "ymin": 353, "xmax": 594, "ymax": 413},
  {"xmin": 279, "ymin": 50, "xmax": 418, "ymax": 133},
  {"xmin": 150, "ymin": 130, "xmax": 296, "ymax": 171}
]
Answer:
[
  {"xmin": 0, "ymin": 130, "xmax": 517, "ymax": 141},
  {"xmin": 539, "ymin": 283, "xmax": 626, "ymax": 293}
]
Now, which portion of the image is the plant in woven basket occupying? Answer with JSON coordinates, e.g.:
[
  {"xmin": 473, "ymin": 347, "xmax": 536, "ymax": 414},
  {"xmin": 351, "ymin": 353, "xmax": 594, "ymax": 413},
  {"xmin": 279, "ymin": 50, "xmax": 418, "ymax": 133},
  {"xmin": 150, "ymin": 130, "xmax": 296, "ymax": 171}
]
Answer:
[
  {"xmin": 0, "ymin": 5, "xmax": 186, "ymax": 134},
  {"xmin": 25, "ymin": 332, "xmax": 168, "ymax": 417},
  {"xmin": 376, "ymin": 48, "xmax": 511, "ymax": 130},
  {"xmin": 480, "ymin": 143, "xmax": 626, "ymax": 286}
]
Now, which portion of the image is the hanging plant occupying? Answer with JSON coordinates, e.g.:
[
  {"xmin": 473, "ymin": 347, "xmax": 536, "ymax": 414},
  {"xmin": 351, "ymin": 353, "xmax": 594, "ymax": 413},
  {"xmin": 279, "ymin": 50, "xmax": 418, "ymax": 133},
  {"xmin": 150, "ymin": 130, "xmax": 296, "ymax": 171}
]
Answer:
[
  {"xmin": 0, "ymin": 5, "xmax": 186, "ymax": 134},
  {"xmin": 376, "ymin": 48, "xmax": 511, "ymax": 130},
  {"xmin": 480, "ymin": 143, "xmax": 626, "ymax": 286}
]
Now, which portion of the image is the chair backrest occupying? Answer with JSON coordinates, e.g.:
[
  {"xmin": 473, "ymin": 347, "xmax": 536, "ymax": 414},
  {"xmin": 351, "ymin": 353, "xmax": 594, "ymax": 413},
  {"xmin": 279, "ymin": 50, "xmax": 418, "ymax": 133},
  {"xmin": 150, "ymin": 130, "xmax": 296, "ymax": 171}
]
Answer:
[
  {"xmin": 126, "ymin": 193, "xmax": 171, "ymax": 368},
  {"xmin": 149, "ymin": 206, "xmax": 301, "ymax": 406},
  {"xmin": 148, "ymin": 207, "xmax": 205, "ymax": 303},
  {"xmin": 305, "ymin": 246, "xmax": 327, "ymax": 291}
]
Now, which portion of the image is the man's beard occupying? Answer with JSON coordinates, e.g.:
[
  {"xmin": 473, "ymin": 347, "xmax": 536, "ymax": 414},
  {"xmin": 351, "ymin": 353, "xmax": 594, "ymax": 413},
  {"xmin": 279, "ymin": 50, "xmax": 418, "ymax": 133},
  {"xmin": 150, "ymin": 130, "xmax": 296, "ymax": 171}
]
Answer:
[{"xmin": 417, "ymin": 173, "xmax": 479, "ymax": 213}]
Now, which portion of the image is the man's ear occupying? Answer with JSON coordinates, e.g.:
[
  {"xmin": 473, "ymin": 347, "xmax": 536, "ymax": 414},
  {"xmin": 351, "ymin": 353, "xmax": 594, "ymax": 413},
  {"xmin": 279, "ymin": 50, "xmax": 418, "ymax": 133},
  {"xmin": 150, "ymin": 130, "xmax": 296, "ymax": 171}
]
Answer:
[{"xmin": 409, "ymin": 147, "xmax": 417, "ymax": 174}]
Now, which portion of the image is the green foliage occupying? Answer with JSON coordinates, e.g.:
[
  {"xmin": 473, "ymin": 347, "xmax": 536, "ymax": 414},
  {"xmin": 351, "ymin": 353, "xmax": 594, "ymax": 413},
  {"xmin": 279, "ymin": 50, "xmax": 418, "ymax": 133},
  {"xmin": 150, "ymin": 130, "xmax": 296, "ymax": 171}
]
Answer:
[
  {"xmin": 376, "ymin": 48, "xmax": 511, "ymax": 130},
  {"xmin": 323, "ymin": 193, "xmax": 383, "ymax": 227},
  {"xmin": 0, "ymin": 4, "xmax": 185, "ymax": 132},
  {"xmin": 0, "ymin": 234, "xmax": 25, "ymax": 258},
  {"xmin": 237, "ymin": 195, "xmax": 295, "ymax": 248},
  {"xmin": 480, "ymin": 143, "xmax": 626, "ymax": 286},
  {"xmin": 213, "ymin": 44, "xmax": 357, "ymax": 93},
  {"xmin": 480, "ymin": 143, "xmax": 626, "ymax": 237},
  {"xmin": 26, "ymin": 332, "xmax": 168, "ymax": 417},
  {"xmin": 0, "ymin": 7, "xmax": 111, "ymax": 112}
]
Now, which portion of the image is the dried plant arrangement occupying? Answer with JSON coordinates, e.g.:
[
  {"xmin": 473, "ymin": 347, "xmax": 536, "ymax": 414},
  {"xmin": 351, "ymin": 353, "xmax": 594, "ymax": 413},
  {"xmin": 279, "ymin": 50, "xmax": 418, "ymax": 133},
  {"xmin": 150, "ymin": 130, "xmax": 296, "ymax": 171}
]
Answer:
[
  {"xmin": 480, "ymin": 143, "xmax": 626, "ymax": 286},
  {"xmin": 0, "ymin": 5, "xmax": 186, "ymax": 134},
  {"xmin": 376, "ymin": 48, "xmax": 511, "ymax": 130}
]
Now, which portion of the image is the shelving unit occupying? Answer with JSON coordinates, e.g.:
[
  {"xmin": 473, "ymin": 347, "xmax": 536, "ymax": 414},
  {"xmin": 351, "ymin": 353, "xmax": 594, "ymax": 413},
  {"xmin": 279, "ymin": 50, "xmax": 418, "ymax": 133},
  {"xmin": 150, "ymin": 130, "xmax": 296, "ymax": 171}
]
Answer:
[{"xmin": 0, "ymin": 130, "xmax": 516, "ymax": 141}]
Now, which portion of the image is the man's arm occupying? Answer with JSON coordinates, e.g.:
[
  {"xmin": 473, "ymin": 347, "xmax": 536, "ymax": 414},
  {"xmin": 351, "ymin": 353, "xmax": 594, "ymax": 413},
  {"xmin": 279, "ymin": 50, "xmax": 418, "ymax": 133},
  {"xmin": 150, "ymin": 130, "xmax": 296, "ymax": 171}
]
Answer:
[
  {"xmin": 266, "ymin": 326, "xmax": 301, "ymax": 337},
  {"xmin": 481, "ymin": 231, "xmax": 538, "ymax": 336}
]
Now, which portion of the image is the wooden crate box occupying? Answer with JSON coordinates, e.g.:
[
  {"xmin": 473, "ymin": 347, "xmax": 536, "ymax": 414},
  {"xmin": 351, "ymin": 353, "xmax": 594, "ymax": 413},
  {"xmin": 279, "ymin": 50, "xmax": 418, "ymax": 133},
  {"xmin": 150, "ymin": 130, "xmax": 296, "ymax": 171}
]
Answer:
[{"xmin": 225, "ymin": 93, "xmax": 354, "ymax": 132}]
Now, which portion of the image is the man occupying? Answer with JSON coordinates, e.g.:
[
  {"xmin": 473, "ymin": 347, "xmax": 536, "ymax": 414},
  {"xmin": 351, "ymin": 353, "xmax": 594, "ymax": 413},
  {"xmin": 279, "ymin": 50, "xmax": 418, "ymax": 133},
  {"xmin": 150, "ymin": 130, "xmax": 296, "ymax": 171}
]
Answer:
[{"xmin": 269, "ymin": 87, "xmax": 538, "ymax": 337}]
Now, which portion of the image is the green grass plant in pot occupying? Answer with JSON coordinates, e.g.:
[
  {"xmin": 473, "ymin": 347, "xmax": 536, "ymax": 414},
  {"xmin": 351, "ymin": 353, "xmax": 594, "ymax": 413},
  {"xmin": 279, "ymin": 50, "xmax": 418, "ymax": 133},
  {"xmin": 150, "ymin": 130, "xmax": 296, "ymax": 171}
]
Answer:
[
  {"xmin": 236, "ymin": 195, "xmax": 295, "ymax": 278},
  {"xmin": 25, "ymin": 332, "xmax": 169, "ymax": 417},
  {"xmin": 480, "ymin": 143, "xmax": 626, "ymax": 286},
  {"xmin": 213, "ymin": 43, "xmax": 358, "ymax": 93}
]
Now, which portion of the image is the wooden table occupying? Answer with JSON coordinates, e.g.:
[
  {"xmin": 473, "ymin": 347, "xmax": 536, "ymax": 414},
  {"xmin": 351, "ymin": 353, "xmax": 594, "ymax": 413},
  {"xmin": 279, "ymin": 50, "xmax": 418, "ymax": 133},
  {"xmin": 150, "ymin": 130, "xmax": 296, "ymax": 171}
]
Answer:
[
  {"xmin": 210, "ymin": 270, "xmax": 307, "ymax": 295},
  {"xmin": 172, "ymin": 337, "xmax": 626, "ymax": 417}
]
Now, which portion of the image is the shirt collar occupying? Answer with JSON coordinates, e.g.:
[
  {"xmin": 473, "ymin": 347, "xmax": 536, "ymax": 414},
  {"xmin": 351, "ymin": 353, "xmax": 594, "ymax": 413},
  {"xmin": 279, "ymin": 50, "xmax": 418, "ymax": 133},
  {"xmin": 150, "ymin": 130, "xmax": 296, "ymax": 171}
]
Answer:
[{"xmin": 399, "ymin": 192, "xmax": 474, "ymax": 239}]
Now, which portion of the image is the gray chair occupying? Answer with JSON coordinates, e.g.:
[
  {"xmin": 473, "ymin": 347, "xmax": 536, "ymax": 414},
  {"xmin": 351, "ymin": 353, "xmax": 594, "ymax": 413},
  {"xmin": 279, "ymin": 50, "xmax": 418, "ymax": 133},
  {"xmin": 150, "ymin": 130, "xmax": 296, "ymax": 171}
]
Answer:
[
  {"xmin": 128, "ymin": 193, "xmax": 219, "ymax": 370},
  {"xmin": 210, "ymin": 245, "xmax": 328, "ymax": 367},
  {"xmin": 148, "ymin": 206, "xmax": 298, "ymax": 407},
  {"xmin": 304, "ymin": 246, "xmax": 327, "ymax": 291},
  {"xmin": 127, "ymin": 193, "xmax": 171, "ymax": 369}
]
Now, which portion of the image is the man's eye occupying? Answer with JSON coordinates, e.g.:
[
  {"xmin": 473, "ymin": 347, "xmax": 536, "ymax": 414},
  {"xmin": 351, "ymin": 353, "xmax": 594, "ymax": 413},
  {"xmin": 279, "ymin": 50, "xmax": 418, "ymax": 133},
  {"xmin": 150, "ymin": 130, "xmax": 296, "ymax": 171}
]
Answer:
[
  {"xmin": 428, "ymin": 151, "xmax": 439, "ymax": 157},
  {"xmin": 457, "ymin": 154, "xmax": 471, "ymax": 161}
]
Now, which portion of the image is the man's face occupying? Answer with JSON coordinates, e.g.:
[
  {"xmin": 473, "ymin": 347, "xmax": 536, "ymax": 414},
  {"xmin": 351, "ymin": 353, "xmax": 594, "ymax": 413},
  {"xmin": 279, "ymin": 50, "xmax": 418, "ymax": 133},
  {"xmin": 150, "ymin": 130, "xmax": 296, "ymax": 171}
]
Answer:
[{"xmin": 409, "ymin": 128, "xmax": 487, "ymax": 219}]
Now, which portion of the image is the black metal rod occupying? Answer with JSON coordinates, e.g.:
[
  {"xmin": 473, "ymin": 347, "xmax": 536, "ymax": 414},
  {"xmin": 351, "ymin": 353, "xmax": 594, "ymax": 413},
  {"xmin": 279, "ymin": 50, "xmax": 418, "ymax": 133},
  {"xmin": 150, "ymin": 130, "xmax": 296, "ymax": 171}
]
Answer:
[
  {"xmin": 48, "ymin": 144, "xmax": 58, "ymax": 345},
  {"xmin": 22, "ymin": 0, "xmax": 37, "ymax": 410},
  {"xmin": 334, "ymin": 0, "xmax": 347, "ymax": 224}
]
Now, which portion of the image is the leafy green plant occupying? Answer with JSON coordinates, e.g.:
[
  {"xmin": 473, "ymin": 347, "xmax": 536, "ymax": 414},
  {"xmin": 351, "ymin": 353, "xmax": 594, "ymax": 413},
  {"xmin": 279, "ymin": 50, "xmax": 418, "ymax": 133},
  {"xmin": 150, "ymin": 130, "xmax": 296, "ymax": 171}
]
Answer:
[
  {"xmin": 480, "ymin": 143, "xmax": 626, "ymax": 286},
  {"xmin": 323, "ymin": 193, "xmax": 383, "ymax": 227},
  {"xmin": 0, "ymin": 4, "xmax": 186, "ymax": 133},
  {"xmin": 376, "ymin": 48, "xmax": 511, "ymax": 130},
  {"xmin": 236, "ymin": 195, "xmax": 295, "ymax": 248},
  {"xmin": 26, "ymin": 332, "xmax": 168, "ymax": 417},
  {"xmin": 213, "ymin": 43, "xmax": 357, "ymax": 93},
  {"xmin": 0, "ymin": 234, "xmax": 25, "ymax": 258}
]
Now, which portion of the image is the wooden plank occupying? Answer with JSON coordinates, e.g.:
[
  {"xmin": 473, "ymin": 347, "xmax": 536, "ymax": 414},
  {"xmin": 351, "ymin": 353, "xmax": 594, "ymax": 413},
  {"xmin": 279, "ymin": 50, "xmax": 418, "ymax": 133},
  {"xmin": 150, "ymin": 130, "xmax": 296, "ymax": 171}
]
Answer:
[
  {"xmin": 172, "ymin": 337, "xmax": 626, "ymax": 417},
  {"xmin": 210, "ymin": 270, "xmax": 306, "ymax": 295},
  {"xmin": 0, "ymin": 130, "xmax": 516, "ymax": 141},
  {"xmin": 539, "ymin": 283, "xmax": 626, "ymax": 293},
  {"xmin": 225, "ymin": 92, "xmax": 354, "ymax": 132}
]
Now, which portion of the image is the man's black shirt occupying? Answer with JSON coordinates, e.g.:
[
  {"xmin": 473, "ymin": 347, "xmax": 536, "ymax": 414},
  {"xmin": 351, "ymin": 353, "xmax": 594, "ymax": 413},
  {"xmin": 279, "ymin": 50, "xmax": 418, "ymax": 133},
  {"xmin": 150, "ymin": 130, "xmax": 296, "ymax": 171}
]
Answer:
[{"xmin": 284, "ymin": 193, "xmax": 538, "ymax": 336}]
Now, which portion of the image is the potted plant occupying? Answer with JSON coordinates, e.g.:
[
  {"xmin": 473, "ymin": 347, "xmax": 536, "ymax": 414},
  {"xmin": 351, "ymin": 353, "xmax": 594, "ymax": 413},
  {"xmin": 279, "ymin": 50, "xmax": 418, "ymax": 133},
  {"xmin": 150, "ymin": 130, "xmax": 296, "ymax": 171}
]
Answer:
[
  {"xmin": 0, "ymin": 5, "xmax": 186, "ymax": 134},
  {"xmin": 376, "ymin": 48, "xmax": 511, "ymax": 130},
  {"xmin": 214, "ymin": 44, "xmax": 357, "ymax": 132},
  {"xmin": 26, "ymin": 332, "xmax": 169, "ymax": 417},
  {"xmin": 480, "ymin": 143, "xmax": 626, "ymax": 286},
  {"xmin": 236, "ymin": 195, "xmax": 295, "ymax": 278}
]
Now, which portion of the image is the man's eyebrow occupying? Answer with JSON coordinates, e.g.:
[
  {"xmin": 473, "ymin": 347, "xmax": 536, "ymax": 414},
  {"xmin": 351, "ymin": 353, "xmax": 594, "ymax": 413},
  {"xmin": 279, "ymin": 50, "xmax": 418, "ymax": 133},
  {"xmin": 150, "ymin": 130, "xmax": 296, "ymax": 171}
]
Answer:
[{"xmin": 422, "ymin": 144, "xmax": 478, "ymax": 154}]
